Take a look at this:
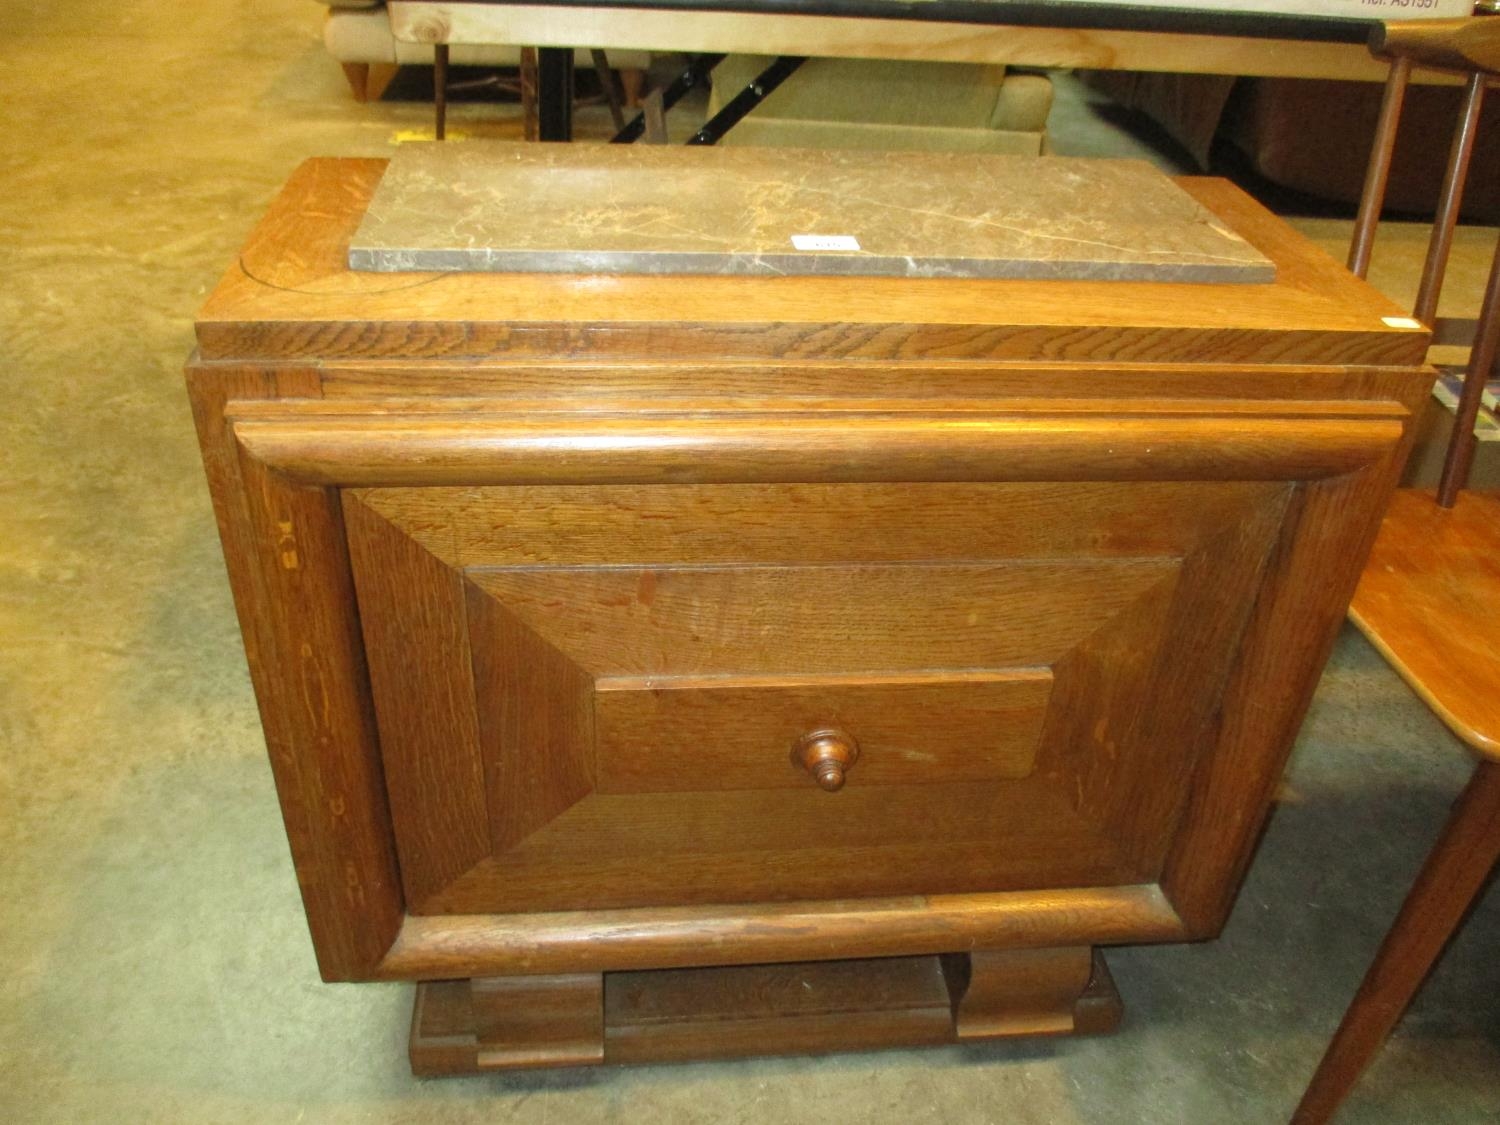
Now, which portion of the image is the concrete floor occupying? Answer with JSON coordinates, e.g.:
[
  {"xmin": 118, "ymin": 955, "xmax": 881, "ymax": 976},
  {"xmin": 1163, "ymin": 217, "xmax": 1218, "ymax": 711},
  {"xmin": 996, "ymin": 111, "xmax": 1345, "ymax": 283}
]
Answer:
[{"xmin": 3, "ymin": 2, "xmax": 1499, "ymax": 1121}]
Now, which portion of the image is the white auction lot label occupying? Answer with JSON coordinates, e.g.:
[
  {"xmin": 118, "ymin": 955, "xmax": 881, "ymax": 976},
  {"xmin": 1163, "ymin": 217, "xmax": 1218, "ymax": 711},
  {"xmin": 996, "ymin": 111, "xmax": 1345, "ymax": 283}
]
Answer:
[{"xmin": 791, "ymin": 234, "xmax": 861, "ymax": 252}]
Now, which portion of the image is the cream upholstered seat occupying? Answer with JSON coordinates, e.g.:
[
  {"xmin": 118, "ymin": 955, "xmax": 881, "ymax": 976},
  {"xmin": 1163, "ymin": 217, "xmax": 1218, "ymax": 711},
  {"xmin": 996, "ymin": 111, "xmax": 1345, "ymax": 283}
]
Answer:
[
  {"xmin": 315, "ymin": 0, "xmax": 652, "ymax": 102},
  {"xmin": 707, "ymin": 55, "xmax": 1054, "ymax": 156}
]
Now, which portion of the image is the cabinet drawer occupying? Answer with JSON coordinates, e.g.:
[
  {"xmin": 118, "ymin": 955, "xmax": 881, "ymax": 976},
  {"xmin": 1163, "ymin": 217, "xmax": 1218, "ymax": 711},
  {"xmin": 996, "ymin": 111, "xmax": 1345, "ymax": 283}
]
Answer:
[
  {"xmin": 593, "ymin": 671, "xmax": 1054, "ymax": 794},
  {"xmin": 342, "ymin": 475, "xmax": 1292, "ymax": 915}
]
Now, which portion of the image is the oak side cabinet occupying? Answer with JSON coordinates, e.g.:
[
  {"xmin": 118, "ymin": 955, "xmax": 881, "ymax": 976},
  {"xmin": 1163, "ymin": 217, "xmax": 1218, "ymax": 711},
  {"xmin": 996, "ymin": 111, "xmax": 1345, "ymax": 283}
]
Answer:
[{"xmin": 188, "ymin": 158, "xmax": 1430, "ymax": 1075}]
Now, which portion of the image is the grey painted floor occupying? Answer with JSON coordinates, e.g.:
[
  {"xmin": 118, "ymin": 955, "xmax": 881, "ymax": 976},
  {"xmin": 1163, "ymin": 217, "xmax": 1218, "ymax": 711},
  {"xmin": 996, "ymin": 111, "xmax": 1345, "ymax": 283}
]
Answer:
[{"xmin": 2, "ymin": 3, "xmax": 1497, "ymax": 1121}]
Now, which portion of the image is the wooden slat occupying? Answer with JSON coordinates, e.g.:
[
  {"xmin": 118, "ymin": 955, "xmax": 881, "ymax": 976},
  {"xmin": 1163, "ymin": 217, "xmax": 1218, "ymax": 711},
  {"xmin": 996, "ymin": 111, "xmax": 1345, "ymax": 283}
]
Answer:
[{"xmin": 376, "ymin": 884, "xmax": 1184, "ymax": 978}]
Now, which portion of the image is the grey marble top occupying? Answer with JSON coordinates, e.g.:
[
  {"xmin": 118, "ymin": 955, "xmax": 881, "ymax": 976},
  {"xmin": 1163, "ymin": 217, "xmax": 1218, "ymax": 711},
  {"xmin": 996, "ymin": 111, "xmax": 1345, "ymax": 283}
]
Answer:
[{"xmin": 348, "ymin": 143, "xmax": 1274, "ymax": 283}]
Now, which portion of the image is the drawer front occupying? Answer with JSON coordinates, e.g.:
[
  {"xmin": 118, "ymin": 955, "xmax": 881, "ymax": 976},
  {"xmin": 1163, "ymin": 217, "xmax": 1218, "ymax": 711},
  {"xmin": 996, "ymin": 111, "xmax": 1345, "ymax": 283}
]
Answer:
[
  {"xmin": 344, "ymin": 477, "xmax": 1292, "ymax": 915},
  {"xmin": 593, "ymin": 672, "xmax": 1054, "ymax": 794}
]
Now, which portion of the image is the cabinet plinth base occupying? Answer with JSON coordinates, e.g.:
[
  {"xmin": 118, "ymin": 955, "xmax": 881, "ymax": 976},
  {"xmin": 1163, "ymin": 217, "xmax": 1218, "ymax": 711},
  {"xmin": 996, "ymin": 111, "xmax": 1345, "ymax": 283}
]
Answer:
[{"xmin": 409, "ymin": 947, "xmax": 1121, "ymax": 1076}]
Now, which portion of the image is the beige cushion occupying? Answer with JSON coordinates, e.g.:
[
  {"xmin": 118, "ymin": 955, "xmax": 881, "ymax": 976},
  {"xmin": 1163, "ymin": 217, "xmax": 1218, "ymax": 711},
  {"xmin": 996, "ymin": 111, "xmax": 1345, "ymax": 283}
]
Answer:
[
  {"xmin": 322, "ymin": 7, "xmax": 650, "ymax": 69},
  {"xmin": 708, "ymin": 57, "xmax": 1052, "ymax": 153}
]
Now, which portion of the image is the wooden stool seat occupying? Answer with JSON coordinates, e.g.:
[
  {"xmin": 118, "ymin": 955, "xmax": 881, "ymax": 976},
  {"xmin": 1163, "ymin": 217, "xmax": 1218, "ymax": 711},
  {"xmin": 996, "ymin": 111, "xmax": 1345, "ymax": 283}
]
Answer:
[{"xmin": 1350, "ymin": 488, "xmax": 1500, "ymax": 759}]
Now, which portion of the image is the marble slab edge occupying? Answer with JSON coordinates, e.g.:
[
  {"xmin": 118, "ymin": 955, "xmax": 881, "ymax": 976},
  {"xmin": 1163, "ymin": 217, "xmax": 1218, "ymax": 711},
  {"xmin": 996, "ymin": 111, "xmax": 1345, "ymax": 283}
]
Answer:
[{"xmin": 346, "ymin": 246, "xmax": 1278, "ymax": 284}]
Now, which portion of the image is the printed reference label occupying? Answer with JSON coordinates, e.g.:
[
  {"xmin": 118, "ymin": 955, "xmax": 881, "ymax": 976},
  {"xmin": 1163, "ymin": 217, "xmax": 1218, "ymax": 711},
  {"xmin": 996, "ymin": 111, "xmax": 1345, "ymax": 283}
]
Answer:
[{"xmin": 791, "ymin": 234, "xmax": 861, "ymax": 252}]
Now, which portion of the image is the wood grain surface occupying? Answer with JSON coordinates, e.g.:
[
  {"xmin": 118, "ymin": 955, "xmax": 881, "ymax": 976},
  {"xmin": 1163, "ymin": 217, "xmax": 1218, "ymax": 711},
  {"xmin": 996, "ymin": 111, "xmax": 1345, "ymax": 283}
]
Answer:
[
  {"xmin": 1374, "ymin": 17, "xmax": 1500, "ymax": 76},
  {"xmin": 197, "ymin": 160, "xmax": 1428, "ymax": 367},
  {"xmin": 187, "ymin": 159, "xmax": 1431, "ymax": 1056},
  {"xmin": 1350, "ymin": 489, "xmax": 1500, "ymax": 758},
  {"xmin": 230, "ymin": 408, "xmax": 1406, "ymax": 488},
  {"xmin": 377, "ymin": 884, "xmax": 1182, "ymax": 978}
]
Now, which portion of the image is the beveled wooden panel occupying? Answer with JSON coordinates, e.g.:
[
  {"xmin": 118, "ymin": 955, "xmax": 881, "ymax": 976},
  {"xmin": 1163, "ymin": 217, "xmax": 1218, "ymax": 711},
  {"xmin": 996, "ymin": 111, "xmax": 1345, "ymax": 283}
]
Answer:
[
  {"xmin": 1058, "ymin": 486, "xmax": 1290, "ymax": 872},
  {"xmin": 343, "ymin": 492, "xmax": 491, "ymax": 907},
  {"xmin": 355, "ymin": 480, "xmax": 1280, "ymax": 569},
  {"xmin": 422, "ymin": 783, "xmax": 1128, "ymax": 913},
  {"xmin": 593, "ymin": 671, "xmax": 1053, "ymax": 793},
  {"xmin": 466, "ymin": 583, "xmax": 595, "ymax": 853},
  {"xmin": 466, "ymin": 560, "xmax": 1176, "ymax": 677}
]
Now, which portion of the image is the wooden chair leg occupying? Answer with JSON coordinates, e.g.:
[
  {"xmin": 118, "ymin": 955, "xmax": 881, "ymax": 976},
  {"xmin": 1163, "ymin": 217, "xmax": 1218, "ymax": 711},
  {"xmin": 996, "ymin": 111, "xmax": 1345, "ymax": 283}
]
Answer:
[
  {"xmin": 341, "ymin": 62, "xmax": 371, "ymax": 102},
  {"xmin": 591, "ymin": 49, "xmax": 627, "ymax": 132},
  {"xmin": 343, "ymin": 62, "xmax": 399, "ymax": 104},
  {"xmin": 1348, "ymin": 57, "xmax": 1411, "ymax": 279},
  {"xmin": 520, "ymin": 47, "xmax": 539, "ymax": 143},
  {"xmin": 619, "ymin": 67, "xmax": 646, "ymax": 108},
  {"xmin": 1292, "ymin": 760, "xmax": 1500, "ymax": 1124},
  {"xmin": 365, "ymin": 63, "xmax": 399, "ymax": 104}
]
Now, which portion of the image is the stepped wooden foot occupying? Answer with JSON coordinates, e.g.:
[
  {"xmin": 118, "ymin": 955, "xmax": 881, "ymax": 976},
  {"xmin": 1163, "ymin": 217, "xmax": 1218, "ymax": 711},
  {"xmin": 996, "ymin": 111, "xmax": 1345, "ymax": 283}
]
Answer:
[
  {"xmin": 944, "ymin": 946, "xmax": 1120, "ymax": 1040},
  {"xmin": 411, "ymin": 972, "xmax": 603, "ymax": 1075},
  {"xmin": 410, "ymin": 947, "xmax": 1120, "ymax": 1075}
]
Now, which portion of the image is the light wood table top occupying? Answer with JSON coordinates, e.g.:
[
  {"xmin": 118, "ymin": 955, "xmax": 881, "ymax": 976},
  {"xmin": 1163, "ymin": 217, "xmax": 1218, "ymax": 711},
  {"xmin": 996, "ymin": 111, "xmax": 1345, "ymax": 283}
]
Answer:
[
  {"xmin": 1351, "ymin": 488, "xmax": 1500, "ymax": 759},
  {"xmin": 390, "ymin": 0, "xmax": 1424, "ymax": 82}
]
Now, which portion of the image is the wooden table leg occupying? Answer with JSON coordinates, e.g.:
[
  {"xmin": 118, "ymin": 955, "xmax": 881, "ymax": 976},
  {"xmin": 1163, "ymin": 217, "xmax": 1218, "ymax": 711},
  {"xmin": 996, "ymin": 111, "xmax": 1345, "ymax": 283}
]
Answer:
[{"xmin": 1292, "ymin": 759, "xmax": 1500, "ymax": 1124}]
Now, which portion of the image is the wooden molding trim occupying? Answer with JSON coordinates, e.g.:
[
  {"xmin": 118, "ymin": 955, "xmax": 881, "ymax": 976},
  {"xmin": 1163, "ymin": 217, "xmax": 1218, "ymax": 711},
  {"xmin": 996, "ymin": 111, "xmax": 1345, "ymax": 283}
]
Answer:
[
  {"xmin": 231, "ymin": 408, "xmax": 1404, "ymax": 487},
  {"xmin": 374, "ymin": 884, "xmax": 1184, "ymax": 980}
]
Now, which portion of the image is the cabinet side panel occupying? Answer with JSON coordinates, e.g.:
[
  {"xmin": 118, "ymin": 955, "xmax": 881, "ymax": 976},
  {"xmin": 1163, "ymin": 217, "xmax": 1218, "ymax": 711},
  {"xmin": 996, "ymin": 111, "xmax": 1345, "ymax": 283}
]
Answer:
[{"xmin": 195, "ymin": 364, "xmax": 403, "ymax": 978}]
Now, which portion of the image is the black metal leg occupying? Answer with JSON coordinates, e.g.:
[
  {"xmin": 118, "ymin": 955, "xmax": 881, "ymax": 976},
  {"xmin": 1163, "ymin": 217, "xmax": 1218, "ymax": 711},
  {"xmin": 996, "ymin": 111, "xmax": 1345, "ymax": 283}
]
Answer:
[
  {"xmin": 536, "ymin": 47, "xmax": 574, "ymax": 142},
  {"xmin": 687, "ymin": 56, "xmax": 804, "ymax": 146},
  {"xmin": 434, "ymin": 43, "xmax": 449, "ymax": 141}
]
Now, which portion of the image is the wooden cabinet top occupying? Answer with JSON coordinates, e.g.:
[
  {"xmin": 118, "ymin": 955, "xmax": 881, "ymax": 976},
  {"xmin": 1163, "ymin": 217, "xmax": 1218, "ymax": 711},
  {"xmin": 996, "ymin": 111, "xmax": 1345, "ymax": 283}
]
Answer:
[{"xmin": 196, "ymin": 157, "xmax": 1427, "ymax": 368}]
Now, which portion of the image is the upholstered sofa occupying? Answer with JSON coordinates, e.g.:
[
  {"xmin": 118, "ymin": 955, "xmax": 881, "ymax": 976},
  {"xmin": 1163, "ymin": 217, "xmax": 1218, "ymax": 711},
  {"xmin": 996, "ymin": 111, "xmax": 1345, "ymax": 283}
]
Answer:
[
  {"xmin": 1092, "ymin": 70, "xmax": 1500, "ymax": 220},
  {"xmin": 316, "ymin": 2, "xmax": 1053, "ymax": 154}
]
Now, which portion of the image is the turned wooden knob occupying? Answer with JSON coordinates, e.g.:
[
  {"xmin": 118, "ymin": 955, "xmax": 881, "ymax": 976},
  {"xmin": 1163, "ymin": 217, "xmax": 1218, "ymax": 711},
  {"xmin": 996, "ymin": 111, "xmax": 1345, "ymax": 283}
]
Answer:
[{"xmin": 792, "ymin": 729, "xmax": 860, "ymax": 792}]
